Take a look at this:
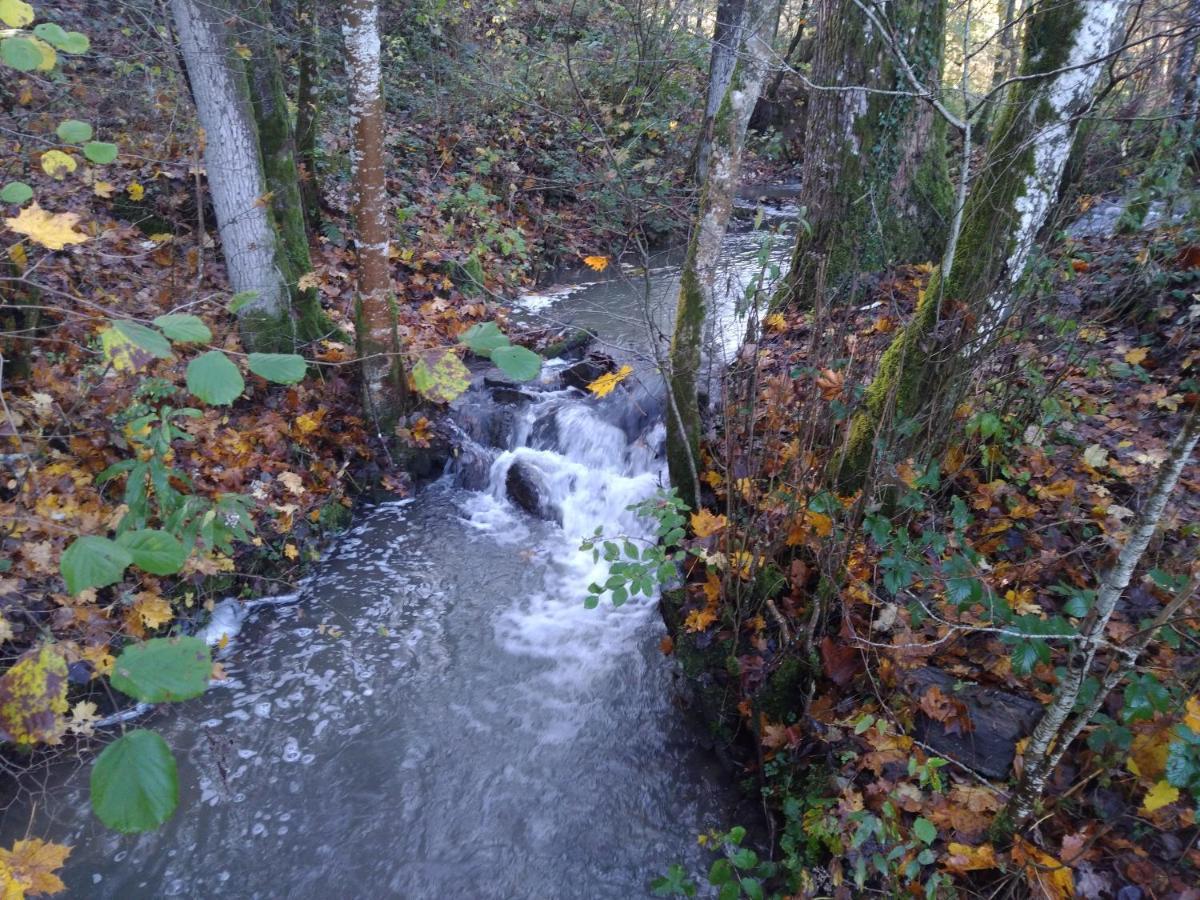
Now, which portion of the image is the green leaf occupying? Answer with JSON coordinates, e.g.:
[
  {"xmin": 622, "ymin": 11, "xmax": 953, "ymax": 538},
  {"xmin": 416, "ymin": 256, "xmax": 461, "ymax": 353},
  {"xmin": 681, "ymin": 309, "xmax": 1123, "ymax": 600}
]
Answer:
[
  {"xmin": 228, "ymin": 290, "xmax": 259, "ymax": 313},
  {"xmin": 412, "ymin": 350, "xmax": 471, "ymax": 403},
  {"xmin": 60, "ymin": 535, "xmax": 132, "ymax": 594},
  {"xmin": 110, "ymin": 637, "xmax": 212, "ymax": 703},
  {"xmin": 83, "ymin": 141, "xmax": 118, "ymax": 165},
  {"xmin": 56, "ymin": 119, "xmax": 93, "ymax": 143},
  {"xmin": 912, "ymin": 817, "xmax": 937, "ymax": 845},
  {"xmin": 186, "ymin": 350, "xmax": 244, "ymax": 405},
  {"xmin": 113, "ymin": 320, "xmax": 173, "ymax": 359},
  {"xmin": 90, "ymin": 729, "xmax": 179, "ymax": 833},
  {"xmin": 458, "ymin": 321, "xmax": 509, "ymax": 355},
  {"xmin": 247, "ymin": 352, "xmax": 307, "ymax": 384},
  {"xmin": 153, "ymin": 314, "xmax": 212, "ymax": 344},
  {"xmin": 1, "ymin": 36, "xmax": 42, "ymax": 71},
  {"xmin": 490, "ymin": 344, "xmax": 541, "ymax": 382},
  {"xmin": 0, "ymin": 181, "xmax": 33, "ymax": 204},
  {"xmin": 57, "ymin": 30, "xmax": 89, "ymax": 54},
  {"xmin": 708, "ymin": 858, "xmax": 732, "ymax": 885},
  {"xmin": 32, "ymin": 22, "xmax": 70, "ymax": 49},
  {"xmin": 115, "ymin": 529, "xmax": 188, "ymax": 576}
]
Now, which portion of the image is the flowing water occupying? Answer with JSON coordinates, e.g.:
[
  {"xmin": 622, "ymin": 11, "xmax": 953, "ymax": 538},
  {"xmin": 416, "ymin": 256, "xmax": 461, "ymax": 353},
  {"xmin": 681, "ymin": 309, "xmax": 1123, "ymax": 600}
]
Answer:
[{"xmin": 0, "ymin": 206, "xmax": 793, "ymax": 898}]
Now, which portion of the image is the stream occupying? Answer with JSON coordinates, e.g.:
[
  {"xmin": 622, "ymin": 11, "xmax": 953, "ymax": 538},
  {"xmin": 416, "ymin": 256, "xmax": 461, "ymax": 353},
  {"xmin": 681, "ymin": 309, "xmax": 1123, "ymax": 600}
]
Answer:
[{"xmin": 0, "ymin": 201, "xmax": 794, "ymax": 898}]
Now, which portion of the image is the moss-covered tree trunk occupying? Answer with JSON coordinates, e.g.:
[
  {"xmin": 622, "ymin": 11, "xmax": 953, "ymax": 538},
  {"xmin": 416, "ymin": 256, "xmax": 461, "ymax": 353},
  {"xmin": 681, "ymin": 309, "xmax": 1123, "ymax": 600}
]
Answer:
[
  {"xmin": 839, "ymin": 0, "xmax": 1129, "ymax": 485},
  {"xmin": 775, "ymin": 0, "xmax": 952, "ymax": 310},
  {"xmin": 342, "ymin": 0, "xmax": 407, "ymax": 424},
  {"xmin": 239, "ymin": 2, "xmax": 331, "ymax": 345},
  {"xmin": 171, "ymin": 0, "xmax": 292, "ymax": 352},
  {"xmin": 295, "ymin": 0, "xmax": 322, "ymax": 227},
  {"xmin": 667, "ymin": 0, "xmax": 782, "ymax": 507}
]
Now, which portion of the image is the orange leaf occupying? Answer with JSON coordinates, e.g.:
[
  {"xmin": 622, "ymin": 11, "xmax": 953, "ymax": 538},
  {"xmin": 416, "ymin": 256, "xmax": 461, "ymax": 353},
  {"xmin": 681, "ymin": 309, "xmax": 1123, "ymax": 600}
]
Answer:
[
  {"xmin": 582, "ymin": 255, "xmax": 609, "ymax": 272},
  {"xmin": 943, "ymin": 841, "xmax": 996, "ymax": 874},
  {"xmin": 1011, "ymin": 837, "xmax": 1075, "ymax": 900},
  {"xmin": 690, "ymin": 508, "xmax": 727, "ymax": 538}
]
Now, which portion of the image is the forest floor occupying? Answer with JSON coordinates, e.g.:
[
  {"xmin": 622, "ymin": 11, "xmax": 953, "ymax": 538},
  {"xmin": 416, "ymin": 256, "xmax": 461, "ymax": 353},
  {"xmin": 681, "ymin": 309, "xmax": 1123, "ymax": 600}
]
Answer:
[{"xmin": 664, "ymin": 221, "xmax": 1200, "ymax": 897}]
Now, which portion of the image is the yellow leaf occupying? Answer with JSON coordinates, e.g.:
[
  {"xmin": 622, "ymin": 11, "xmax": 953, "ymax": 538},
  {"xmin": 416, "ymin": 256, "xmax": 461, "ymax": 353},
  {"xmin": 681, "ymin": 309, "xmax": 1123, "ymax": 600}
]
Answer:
[
  {"xmin": 278, "ymin": 472, "xmax": 305, "ymax": 496},
  {"xmin": 684, "ymin": 607, "xmax": 717, "ymax": 633},
  {"xmin": 129, "ymin": 592, "xmax": 173, "ymax": 632},
  {"xmin": 690, "ymin": 508, "xmax": 727, "ymax": 538},
  {"xmin": 1140, "ymin": 779, "xmax": 1179, "ymax": 814},
  {"xmin": 4, "ymin": 203, "xmax": 89, "ymax": 251},
  {"xmin": 0, "ymin": 0, "xmax": 35, "ymax": 28},
  {"xmin": 284, "ymin": 543, "xmax": 299, "ymax": 560},
  {"xmin": 98, "ymin": 325, "xmax": 144, "ymax": 373},
  {"xmin": 1184, "ymin": 695, "xmax": 1200, "ymax": 733},
  {"xmin": 127, "ymin": 182, "xmax": 144, "ymax": 201},
  {"xmin": 39, "ymin": 151, "xmax": 76, "ymax": 180},
  {"xmin": 412, "ymin": 350, "xmax": 471, "ymax": 404},
  {"xmin": 943, "ymin": 842, "xmax": 996, "ymax": 873},
  {"xmin": 764, "ymin": 312, "xmax": 787, "ymax": 333},
  {"xmin": 0, "ymin": 646, "xmax": 69, "ymax": 746},
  {"xmin": 0, "ymin": 838, "xmax": 70, "ymax": 896},
  {"xmin": 0, "ymin": 616, "xmax": 11, "ymax": 643},
  {"xmin": 294, "ymin": 410, "xmax": 323, "ymax": 435},
  {"xmin": 1011, "ymin": 837, "xmax": 1074, "ymax": 900},
  {"xmin": 582, "ymin": 255, "xmax": 609, "ymax": 272},
  {"xmin": 1126, "ymin": 731, "xmax": 1169, "ymax": 780},
  {"xmin": 586, "ymin": 364, "xmax": 633, "ymax": 398},
  {"xmin": 1124, "ymin": 347, "xmax": 1148, "ymax": 366},
  {"xmin": 93, "ymin": 180, "xmax": 115, "ymax": 199},
  {"xmin": 233, "ymin": 42, "xmax": 252, "ymax": 59},
  {"xmin": 29, "ymin": 36, "xmax": 55, "ymax": 71},
  {"xmin": 67, "ymin": 700, "xmax": 99, "ymax": 737},
  {"xmin": 7, "ymin": 242, "xmax": 26, "ymax": 273}
]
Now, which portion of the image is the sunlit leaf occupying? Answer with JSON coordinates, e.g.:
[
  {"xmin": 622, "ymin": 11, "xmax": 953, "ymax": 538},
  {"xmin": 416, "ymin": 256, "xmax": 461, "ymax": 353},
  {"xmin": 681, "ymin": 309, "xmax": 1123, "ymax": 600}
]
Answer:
[{"xmin": 90, "ymin": 729, "xmax": 179, "ymax": 833}]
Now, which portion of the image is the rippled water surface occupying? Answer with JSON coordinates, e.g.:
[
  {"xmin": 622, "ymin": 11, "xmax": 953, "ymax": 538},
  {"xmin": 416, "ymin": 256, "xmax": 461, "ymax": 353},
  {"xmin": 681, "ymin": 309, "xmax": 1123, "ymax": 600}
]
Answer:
[{"xmin": 1, "ymin": 210, "xmax": 792, "ymax": 898}]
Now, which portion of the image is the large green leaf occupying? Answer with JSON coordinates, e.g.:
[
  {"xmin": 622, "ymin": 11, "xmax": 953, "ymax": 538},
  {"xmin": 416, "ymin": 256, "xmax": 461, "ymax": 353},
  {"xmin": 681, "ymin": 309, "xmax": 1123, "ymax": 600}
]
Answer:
[
  {"xmin": 56, "ymin": 119, "xmax": 93, "ymax": 143},
  {"xmin": 116, "ymin": 529, "xmax": 188, "ymax": 576},
  {"xmin": 57, "ymin": 31, "xmax": 89, "ymax": 54},
  {"xmin": 32, "ymin": 22, "xmax": 70, "ymax": 49},
  {"xmin": 83, "ymin": 141, "xmax": 118, "ymax": 165},
  {"xmin": 458, "ymin": 321, "xmax": 509, "ymax": 355},
  {"xmin": 412, "ymin": 351, "xmax": 471, "ymax": 403},
  {"xmin": 60, "ymin": 535, "xmax": 132, "ymax": 594},
  {"xmin": 186, "ymin": 350, "xmax": 244, "ymax": 406},
  {"xmin": 490, "ymin": 344, "xmax": 541, "ymax": 382},
  {"xmin": 153, "ymin": 314, "xmax": 211, "ymax": 344},
  {"xmin": 0, "ymin": 181, "xmax": 33, "ymax": 205},
  {"xmin": 110, "ymin": 637, "xmax": 212, "ymax": 703},
  {"xmin": 246, "ymin": 352, "xmax": 306, "ymax": 384},
  {"xmin": 91, "ymin": 729, "xmax": 179, "ymax": 833},
  {"xmin": 113, "ymin": 320, "xmax": 173, "ymax": 359},
  {"xmin": 1, "ymin": 36, "xmax": 41, "ymax": 71}
]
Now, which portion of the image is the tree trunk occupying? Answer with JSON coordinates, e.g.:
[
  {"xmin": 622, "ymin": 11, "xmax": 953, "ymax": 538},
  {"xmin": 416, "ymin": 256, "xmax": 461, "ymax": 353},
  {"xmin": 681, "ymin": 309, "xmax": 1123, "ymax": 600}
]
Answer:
[
  {"xmin": 693, "ymin": 0, "xmax": 747, "ymax": 185},
  {"xmin": 342, "ymin": 0, "xmax": 407, "ymax": 423},
  {"xmin": 1005, "ymin": 410, "xmax": 1199, "ymax": 826},
  {"xmin": 667, "ymin": 0, "xmax": 783, "ymax": 507},
  {"xmin": 776, "ymin": 0, "xmax": 952, "ymax": 310},
  {"xmin": 296, "ymin": 0, "xmax": 322, "ymax": 227},
  {"xmin": 990, "ymin": 0, "xmax": 1020, "ymax": 95},
  {"xmin": 239, "ymin": 1, "xmax": 331, "ymax": 345},
  {"xmin": 170, "ymin": 0, "xmax": 292, "ymax": 351},
  {"xmin": 839, "ymin": 0, "xmax": 1130, "ymax": 484}
]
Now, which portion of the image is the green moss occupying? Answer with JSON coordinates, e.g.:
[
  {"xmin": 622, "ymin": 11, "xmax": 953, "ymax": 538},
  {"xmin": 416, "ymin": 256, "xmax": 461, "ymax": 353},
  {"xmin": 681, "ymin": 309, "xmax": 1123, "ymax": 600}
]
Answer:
[
  {"xmin": 756, "ymin": 655, "xmax": 809, "ymax": 722},
  {"xmin": 239, "ymin": 307, "xmax": 296, "ymax": 353},
  {"xmin": 666, "ymin": 238, "xmax": 707, "ymax": 508}
]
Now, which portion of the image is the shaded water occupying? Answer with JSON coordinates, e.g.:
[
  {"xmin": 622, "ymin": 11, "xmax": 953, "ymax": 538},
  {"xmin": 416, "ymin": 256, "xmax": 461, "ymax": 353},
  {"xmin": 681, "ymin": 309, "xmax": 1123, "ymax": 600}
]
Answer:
[{"xmin": 1, "ymin": 208, "xmax": 792, "ymax": 898}]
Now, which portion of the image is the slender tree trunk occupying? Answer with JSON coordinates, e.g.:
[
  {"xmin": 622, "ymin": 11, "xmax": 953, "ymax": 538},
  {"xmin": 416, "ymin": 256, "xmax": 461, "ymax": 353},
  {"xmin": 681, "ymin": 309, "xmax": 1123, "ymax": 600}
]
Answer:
[
  {"xmin": 668, "ymin": 0, "xmax": 783, "ymax": 507},
  {"xmin": 296, "ymin": 0, "xmax": 322, "ymax": 227},
  {"xmin": 171, "ymin": 0, "xmax": 292, "ymax": 351},
  {"xmin": 693, "ymin": 0, "xmax": 747, "ymax": 185},
  {"xmin": 839, "ymin": 0, "xmax": 1129, "ymax": 484},
  {"xmin": 1005, "ymin": 410, "xmax": 1199, "ymax": 826},
  {"xmin": 776, "ymin": 0, "xmax": 952, "ymax": 310},
  {"xmin": 342, "ymin": 0, "xmax": 407, "ymax": 423},
  {"xmin": 1117, "ymin": 0, "xmax": 1200, "ymax": 233},
  {"xmin": 239, "ymin": 1, "xmax": 330, "ymax": 344},
  {"xmin": 990, "ymin": 0, "xmax": 1019, "ymax": 95}
]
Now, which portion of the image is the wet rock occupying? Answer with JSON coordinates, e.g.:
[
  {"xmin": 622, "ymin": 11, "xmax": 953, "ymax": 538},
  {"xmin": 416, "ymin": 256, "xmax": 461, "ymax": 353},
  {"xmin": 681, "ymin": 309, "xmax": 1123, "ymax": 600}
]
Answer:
[
  {"xmin": 505, "ymin": 461, "xmax": 560, "ymax": 523},
  {"xmin": 560, "ymin": 352, "xmax": 616, "ymax": 390}
]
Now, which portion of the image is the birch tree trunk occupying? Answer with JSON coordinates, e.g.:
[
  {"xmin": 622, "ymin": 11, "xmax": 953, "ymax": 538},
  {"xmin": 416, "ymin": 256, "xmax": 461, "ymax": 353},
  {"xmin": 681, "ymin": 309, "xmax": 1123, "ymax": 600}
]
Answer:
[
  {"xmin": 839, "ymin": 0, "xmax": 1129, "ymax": 484},
  {"xmin": 239, "ymin": 1, "xmax": 331, "ymax": 344},
  {"xmin": 171, "ymin": 0, "xmax": 292, "ymax": 351},
  {"xmin": 667, "ymin": 0, "xmax": 783, "ymax": 507},
  {"xmin": 342, "ymin": 0, "xmax": 407, "ymax": 422},
  {"xmin": 775, "ymin": 0, "xmax": 952, "ymax": 310},
  {"xmin": 1005, "ymin": 410, "xmax": 1199, "ymax": 826},
  {"xmin": 693, "ymin": 0, "xmax": 747, "ymax": 185},
  {"xmin": 296, "ymin": 0, "xmax": 322, "ymax": 227}
]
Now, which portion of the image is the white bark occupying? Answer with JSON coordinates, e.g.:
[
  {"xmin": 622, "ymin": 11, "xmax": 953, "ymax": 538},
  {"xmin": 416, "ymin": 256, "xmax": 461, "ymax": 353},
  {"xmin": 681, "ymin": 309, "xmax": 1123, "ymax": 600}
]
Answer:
[
  {"xmin": 984, "ymin": 0, "xmax": 1127, "ymax": 326},
  {"xmin": 171, "ymin": 0, "xmax": 287, "ymax": 323},
  {"xmin": 696, "ymin": 0, "xmax": 748, "ymax": 183}
]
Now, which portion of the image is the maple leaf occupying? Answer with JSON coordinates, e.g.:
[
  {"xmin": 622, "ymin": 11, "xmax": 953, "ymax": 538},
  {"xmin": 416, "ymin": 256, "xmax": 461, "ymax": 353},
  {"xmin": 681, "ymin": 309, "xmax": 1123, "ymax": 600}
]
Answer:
[
  {"xmin": 278, "ymin": 472, "xmax": 305, "ymax": 496},
  {"xmin": 1140, "ymin": 779, "xmax": 1179, "ymax": 814},
  {"xmin": 582, "ymin": 255, "xmax": 609, "ymax": 272},
  {"xmin": 67, "ymin": 700, "xmax": 99, "ymax": 737},
  {"xmin": 93, "ymin": 180, "xmax": 115, "ymax": 199},
  {"xmin": 284, "ymin": 543, "xmax": 299, "ymax": 560},
  {"xmin": 128, "ymin": 592, "xmax": 173, "ymax": 633},
  {"xmin": 684, "ymin": 607, "xmax": 717, "ymax": 632},
  {"xmin": 690, "ymin": 508, "xmax": 727, "ymax": 538},
  {"xmin": 4, "ymin": 204, "xmax": 89, "ymax": 251},
  {"xmin": 763, "ymin": 312, "xmax": 787, "ymax": 333},
  {"xmin": 127, "ymin": 182, "xmax": 145, "ymax": 201},
  {"xmin": 586, "ymin": 365, "xmax": 633, "ymax": 398},
  {"xmin": 0, "ymin": 838, "xmax": 71, "ymax": 896}
]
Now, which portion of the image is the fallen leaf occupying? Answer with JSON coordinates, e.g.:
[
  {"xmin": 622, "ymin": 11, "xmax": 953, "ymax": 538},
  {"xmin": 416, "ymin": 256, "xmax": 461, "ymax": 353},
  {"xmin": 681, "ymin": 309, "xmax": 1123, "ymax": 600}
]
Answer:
[
  {"xmin": 40, "ymin": 150, "xmax": 76, "ymax": 179},
  {"xmin": 943, "ymin": 842, "xmax": 996, "ymax": 873},
  {"xmin": 1140, "ymin": 779, "xmax": 1179, "ymax": 814},
  {"xmin": 1082, "ymin": 444, "xmax": 1108, "ymax": 469},
  {"xmin": 684, "ymin": 607, "xmax": 717, "ymax": 632},
  {"xmin": 4, "ymin": 203, "xmax": 89, "ymax": 251},
  {"xmin": 587, "ymin": 364, "xmax": 633, "ymax": 398},
  {"xmin": 0, "ymin": 838, "xmax": 71, "ymax": 895},
  {"xmin": 582, "ymin": 255, "xmax": 609, "ymax": 272},
  {"xmin": 690, "ymin": 508, "xmax": 727, "ymax": 538},
  {"xmin": 1012, "ymin": 837, "xmax": 1075, "ymax": 900}
]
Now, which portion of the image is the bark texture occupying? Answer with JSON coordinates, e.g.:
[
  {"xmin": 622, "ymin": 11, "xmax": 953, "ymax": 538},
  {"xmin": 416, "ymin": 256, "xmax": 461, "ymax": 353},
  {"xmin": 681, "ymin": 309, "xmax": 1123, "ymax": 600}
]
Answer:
[
  {"xmin": 839, "ymin": 0, "xmax": 1128, "ymax": 484},
  {"xmin": 171, "ymin": 0, "xmax": 291, "ymax": 351},
  {"xmin": 776, "ymin": 0, "xmax": 952, "ymax": 310},
  {"xmin": 342, "ymin": 0, "xmax": 407, "ymax": 422},
  {"xmin": 296, "ymin": 0, "xmax": 322, "ymax": 227},
  {"xmin": 667, "ymin": 0, "xmax": 782, "ymax": 507},
  {"xmin": 694, "ymin": 0, "xmax": 748, "ymax": 185}
]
